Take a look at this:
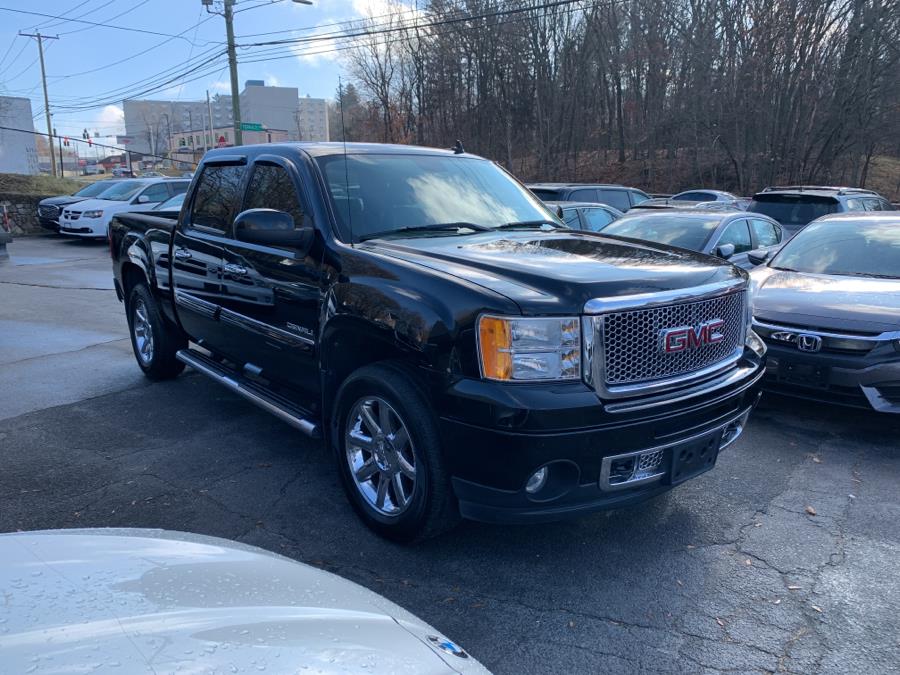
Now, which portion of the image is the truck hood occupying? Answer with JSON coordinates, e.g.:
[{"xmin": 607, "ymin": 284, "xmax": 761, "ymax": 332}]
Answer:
[
  {"xmin": 362, "ymin": 230, "xmax": 744, "ymax": 314},
  {"xmin": 63, "ymin": 197, "xmax": 130, "ymax": 213},
  {"xmin": 0, "ymin": 529, "xmax": 487, "ymax": 675},
  {"xmin": 750, "ymin": 267, "xmax": 900, "ymax": 334},
  {"xmin": 39, "ymin": 195, "xmax": 88, "ymax": 207}
]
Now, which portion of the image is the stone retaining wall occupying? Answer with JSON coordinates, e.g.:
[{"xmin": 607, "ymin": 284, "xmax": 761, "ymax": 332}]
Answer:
[{"xmin": 0, "ymin": 192, "xmax": 50, "ymax": 235}]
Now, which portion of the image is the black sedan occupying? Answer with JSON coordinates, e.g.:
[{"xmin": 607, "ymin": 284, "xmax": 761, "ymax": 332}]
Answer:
[
  {"xmin": 593, "ymin": 209, "xmax": 783, "ymax": 269},
  {"xmin": 750, "ymin": 213, "xmax": 900, "ymax": 412},
  {"xmin": 546, "ymin": 201, "xmax": 623, "ymax": 232}
]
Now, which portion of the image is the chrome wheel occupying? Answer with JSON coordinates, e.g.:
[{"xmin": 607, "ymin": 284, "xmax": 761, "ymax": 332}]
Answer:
[
  {"xmin": 345, "ymin": 396, "xmax": 417, "ymax": 517},
  {"xmin": 132, "ymin": 298, "xmax": 154, "ymax": 365}
]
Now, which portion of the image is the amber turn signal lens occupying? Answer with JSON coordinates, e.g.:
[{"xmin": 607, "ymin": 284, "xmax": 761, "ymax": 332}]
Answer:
[{"xmin": 479, "ymin": 316, "xmax": 512, "ymax": 380}]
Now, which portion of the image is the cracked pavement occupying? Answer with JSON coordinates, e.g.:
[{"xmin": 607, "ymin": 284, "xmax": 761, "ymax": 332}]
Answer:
[{"xmin": 2, "ymin": 237, "xmax": 899, "ymax": 674}]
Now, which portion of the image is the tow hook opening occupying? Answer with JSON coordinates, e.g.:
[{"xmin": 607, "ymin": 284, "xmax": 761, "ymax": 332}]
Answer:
[{"xmin": 720, "ymin": 411, "xmax": 750, "ymax": 450}]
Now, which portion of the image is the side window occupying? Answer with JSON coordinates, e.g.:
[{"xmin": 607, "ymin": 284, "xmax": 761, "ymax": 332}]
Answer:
[
  {"xmin": 629, "ymin": 190, "xmax": 650, "ymax": 206},
  {"xmin": 170, "ymin": 182, "xmax": 190, "ymax": 196},
  {"xmin": 568, "ymin": 188, "xmax": 597, "ymax": 202},
  {"xmin": 191, "ymin": 164, "xmax": 245, "ymax": 231},
  {"xmin": 882, "ymin": 199, "xmax": 896, "ymax": 211},
  {"xmin": 581, "ymin": 208, "xmax": 615, "ymax": 232},
  {"xmin": 673, "ymin": 191, "xmax": 712, "ymax": 202},
  {"xmin": 862, "ymin": 198, "xmax": 882, "ymax": 212},
  {"xmin": 140, "ymin": 183, "xmax": 169, "ymax": 204},
  {"xmin": 561, "ymin": 208, "xmax": 581, "ymax": 229},
  {"xmin": 243, "ymin": 163, "xmax": 305, "ymax": 228},
  {"xmin": 597, "ymin": 189, "xmax": 631, "ymax": 212},
  {"xmin": 716, "ymin": 219, "xmax": 752, "ymax": 254},
  {"xmin": 749, "ymin": 218, "xmax": 780, "ymax": 247},
  {"xmin": 845, "ymin": 198, "xmax": 865, "ymax": 211}
]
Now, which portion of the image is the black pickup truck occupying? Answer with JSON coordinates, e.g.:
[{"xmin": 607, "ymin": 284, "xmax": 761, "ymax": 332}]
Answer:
[{"xmin": 110, "ymin": 142, "xmax": 766, "ymax": 541}]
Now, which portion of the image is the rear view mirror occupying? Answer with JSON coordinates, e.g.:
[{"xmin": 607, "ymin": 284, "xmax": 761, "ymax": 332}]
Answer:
[
  {"xmin": 715, "ymin": 243, "xmax": 736, "ymax": 259},
  {"xmin": 233, "ymin": 208, "xmax": 314, "ymax": 253},
  {"xmin": 747, "ymin": 249, "xmax": 770, "ymax": 266}
]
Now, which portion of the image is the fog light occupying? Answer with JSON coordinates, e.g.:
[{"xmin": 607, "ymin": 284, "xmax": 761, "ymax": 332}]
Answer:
[{"xmin": 525, "ymin": 467, "xmax": 548, "ymax": 494}]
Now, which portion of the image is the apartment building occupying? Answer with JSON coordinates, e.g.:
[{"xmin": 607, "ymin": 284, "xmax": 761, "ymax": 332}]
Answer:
[{"xmin": 0, "ymin": 96, "xmax": 39, "ymax": 174}]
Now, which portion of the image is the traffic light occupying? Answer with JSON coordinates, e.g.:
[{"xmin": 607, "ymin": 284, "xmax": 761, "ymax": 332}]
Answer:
[{"xmin": 63, "ymin": 137, "xmax": 70, "ymax": 147}]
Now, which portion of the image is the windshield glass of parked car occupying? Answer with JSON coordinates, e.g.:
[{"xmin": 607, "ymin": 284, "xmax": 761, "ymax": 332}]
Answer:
[
  {"xmin": 98, "ymin": 181, "xmax": 148, "ymax": 202},
  {"xmin": 316, "ymin": 154, "xmax": 556, "ymax": 242},
  {"xmin": 74, "ymin": 181, "xmax": 120, "ymax": 198},
  {"xmin": 769, "ymin": 219, "xmax": 900, "ymax": 278},
  {"xmin": 748, "ymin": 195, "xmax": 838, "ymax": 226},
  {"xmin": 597, "ymin": 213, "xmax": 721, "ymax": 251}
]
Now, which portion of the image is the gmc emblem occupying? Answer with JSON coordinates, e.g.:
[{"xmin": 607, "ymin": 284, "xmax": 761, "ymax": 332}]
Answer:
[{"xmin": 660, "ymin": 319, "xmax": 726, "ymax": 353}]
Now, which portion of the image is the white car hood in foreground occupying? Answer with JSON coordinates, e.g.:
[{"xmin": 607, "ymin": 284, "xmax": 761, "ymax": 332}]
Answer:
[{"xmin": 0, "ymin": 529, "xmax": 488, "ymax": 674}]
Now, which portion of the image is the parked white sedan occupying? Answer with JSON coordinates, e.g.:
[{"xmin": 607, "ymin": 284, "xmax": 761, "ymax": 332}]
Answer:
[
  {"xmin": 0, "ymin": 529, "xmax": 488, "ymax": 674},
  {"xmin": 59, "ymin": 178, "xmax": 190, "ymax": 238}
]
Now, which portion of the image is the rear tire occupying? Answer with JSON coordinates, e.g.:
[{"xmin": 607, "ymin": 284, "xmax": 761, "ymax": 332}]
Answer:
[
  {"xmin": 334, "ymin": 362, "xmax": 460, "ymax": 542},
  {"xmin": 127, "ymin": 282, "xmax": 187, "ymax": 381}
]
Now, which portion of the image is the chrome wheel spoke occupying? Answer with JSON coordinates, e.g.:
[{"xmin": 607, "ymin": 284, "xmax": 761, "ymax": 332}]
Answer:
[
  {"xmin": 375, "ymin": 475, "xmax": 389, "ymax": 509},
  {"xmin": 348, "ymin": 429, "xmax": 376, "ymax": 451},
  {"xmin": 392, "ymin": 472, "xmax": 408, "ymax": 505},
  {"xmin": 378, "ymin": 403, "xmax": 394, "ymax": 435},
  {"xmin": 355, "ymin": 459, "xmax": 378, "ymax": 482},
  {"xmin": 397, "ymin": 454, "xmax": 415, "ymax": 479},
  {"xmin": 360, "ymin": 403, "xmax": 380, "ymax": 436},
  {"xmin": 391, "ymin": 426, "xmax": 409, "ymax": 451}
]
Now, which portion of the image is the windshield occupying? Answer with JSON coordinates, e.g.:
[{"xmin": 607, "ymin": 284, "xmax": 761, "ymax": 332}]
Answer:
[
  {"xmin": 156, "ymin": 193, "xmax": 185, "ymax": 210},
  {"xmin": 316, "ymin": 154, "xmax": 557, "ymax": 242},
  {"xmin": 74, "ymin": 181, "xmax": 121, "ymax": 198},
  {"xmin": 769, "ymin": 219, "xmax": 900, "ymax": 278},
  {"xmin": 529, "ymin": 188, "xmax": 561, "ymax": 201},
  {"xmin": 597, "ymin": 213, "xmax": 722, "ymax": 251},
  {"xmin": 748, "ymin": 195, "xmax": 838, "ymax": 226},
  {"xmin": 98, "ymin": 181, "xmax": 148, "ymax": 202}
]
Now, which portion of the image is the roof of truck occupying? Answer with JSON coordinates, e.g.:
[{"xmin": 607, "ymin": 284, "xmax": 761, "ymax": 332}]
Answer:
[{"xmin": 201, "ymin": 142, "xmax": 485, "ymax": 161}]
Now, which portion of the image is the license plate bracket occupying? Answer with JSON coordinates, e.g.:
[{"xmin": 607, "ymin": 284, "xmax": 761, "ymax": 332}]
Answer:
[
  {"xmin": 667, "ymin": 432, "xmax": 722, "ymax": 485},
  {"xmin": 778, "ymin": 360, "xmax": 829, "ymax": 388}
]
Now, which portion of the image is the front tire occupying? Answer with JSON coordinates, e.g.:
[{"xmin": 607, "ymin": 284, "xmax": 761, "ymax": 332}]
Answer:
[
  {"xmin": 335, "ymin": 362, "xmax": 460, "ymax": 542},
  {"xmin": 127, "ymin": 282, "xmax": 186, "ymax": 380}
]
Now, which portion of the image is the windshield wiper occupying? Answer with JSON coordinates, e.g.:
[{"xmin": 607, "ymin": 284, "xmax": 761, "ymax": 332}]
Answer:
[
  {"xmin": 495, "ymin": 220, "xmax": 567, "ymax": 230},
  {"xmin": 358, "ymin": 222, "xmax": 491, "ymax": 242}
]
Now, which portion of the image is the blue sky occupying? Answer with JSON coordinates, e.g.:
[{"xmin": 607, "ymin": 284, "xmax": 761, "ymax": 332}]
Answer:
[{"xmin": 0, "ymin": 0, "xmax": 394, "ymax": 146}]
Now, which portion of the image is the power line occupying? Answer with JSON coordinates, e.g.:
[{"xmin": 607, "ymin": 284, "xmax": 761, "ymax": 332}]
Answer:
[
  {"xmin": 59, "ymin": 0, "xmax": 152, "ymax": 36},
  {"xmin": 0, "ymin": 5, "xmax": 222, "ymax": 44}
]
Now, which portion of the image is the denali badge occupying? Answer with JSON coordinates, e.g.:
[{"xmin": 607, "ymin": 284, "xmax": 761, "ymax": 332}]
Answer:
[{"xmin": 660, "ymin": 319, "xmax": 726, "ymax": 353}]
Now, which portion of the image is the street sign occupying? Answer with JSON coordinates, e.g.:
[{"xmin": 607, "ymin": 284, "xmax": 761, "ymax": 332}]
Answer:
[
  {"xmin": 217, "ymin": 136, "xmax": 227, "ymax": 148},
  {"xmin": 239, "ymin": 122, "xmax": 264, "ymax": 132}
]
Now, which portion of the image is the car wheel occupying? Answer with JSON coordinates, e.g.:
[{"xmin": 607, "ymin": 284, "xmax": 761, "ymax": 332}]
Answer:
[
  {"xmin": 335, "ymin": 362, "xmax": 460, "ymax": 542},
  {"xmin": 127, "ymin": 282, "xmax": 187, "ymax": 381}
]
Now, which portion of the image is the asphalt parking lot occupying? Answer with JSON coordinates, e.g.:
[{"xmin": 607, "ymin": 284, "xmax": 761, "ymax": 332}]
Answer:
[{"xmin": 2, "ymin": 236, "xmax": 899, "ymax": 674}]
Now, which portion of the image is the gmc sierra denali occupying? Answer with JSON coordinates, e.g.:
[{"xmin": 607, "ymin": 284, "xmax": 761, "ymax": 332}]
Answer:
[{"xmin": 110, "ymin": 142, "xmax": 766, "ymax": 542}]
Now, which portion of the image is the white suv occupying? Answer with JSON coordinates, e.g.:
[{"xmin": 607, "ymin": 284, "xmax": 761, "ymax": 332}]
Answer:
[{"xmin": 59, "ymin": 179, "xmax": 190, "ymax": 239}]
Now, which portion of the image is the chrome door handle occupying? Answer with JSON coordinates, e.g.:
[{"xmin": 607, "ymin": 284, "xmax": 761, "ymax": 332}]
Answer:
[
  {"xmin": 223, "ymin": 263, "xmax": 248, "ymax": 276},
  {"xmin": 173, "ymin": 248, "xmax": 192, "ymax": 260}
]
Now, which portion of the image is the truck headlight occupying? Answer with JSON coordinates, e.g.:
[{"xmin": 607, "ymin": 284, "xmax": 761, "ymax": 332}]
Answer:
[
  {"xmin": 478, "ymin": 315, "xmax": 581, "ymax": 381},
  {"xmin": 82, "ymin": 210, "xmax": 104, "ymax": 218}
]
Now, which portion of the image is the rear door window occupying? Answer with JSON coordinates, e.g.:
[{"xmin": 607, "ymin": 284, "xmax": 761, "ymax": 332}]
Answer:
[
  {"xmin": 629, "ymin": 190, "xmax": 650, "ymax": 206},
  {"xmin": 140, "ymin": 183, "xmax": 170, "ymax": 204},
  {"xmin": 596, "ymin": 189, "xmax": 631, "ymax": 211},
  {"xmin": 749, "ymin": 218, "xmax": 781, "ymax": 247},
  {"xmin": 561, "ymin": 208, "xmax": 581, "ymax": 229},
  {"xmin": 190, "ymin": 164, "xmax": 246, "ymax": 231},
  {"xmin": 845, "ymin": 198, "xmax": 866, "ymax": 211},
  {"xmin": 673, "ymin": 191, "xmax": 715, "ymax": 201},
  {"xmin": 715, "ymin": 219, "xmax": 752, "ymax": 253},
  {"xmin": 581, "ymin": 207, "xmax": 615, "ymax": 232},
  {"xmin": 568, "ymin": 188, "xmax": 598, "ymax": 202}
]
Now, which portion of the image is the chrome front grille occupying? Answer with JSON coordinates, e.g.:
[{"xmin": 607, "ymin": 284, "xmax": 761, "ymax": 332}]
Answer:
[
  {"xmin": 38, "ymin": 205, "xmax": 59, "ymax": 219},
  {"xmin": 64, "ymin": 211, "xmax": 81, "ymax": 221},
  {"xmin": 592, "ymin": 290, "xmax": 745, "ymax": 394}
]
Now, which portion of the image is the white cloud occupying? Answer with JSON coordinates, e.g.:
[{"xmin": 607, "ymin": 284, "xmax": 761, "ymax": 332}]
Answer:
[
  {"xmin": 97, "ymin": 104, "xmax": 125, "ymax": 136},
  {"xmin": 209, "ymin": 80, "xmax": 230, "ymax": 92},
  {"xmin": 264, "ymin": 73, "xmax": 282, "ymax": 87}
]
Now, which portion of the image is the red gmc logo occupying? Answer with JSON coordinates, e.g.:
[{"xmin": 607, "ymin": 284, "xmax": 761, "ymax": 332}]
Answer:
[{"xmin": 660, "ymin": 319, "xmax": 726, "ymax": 353}]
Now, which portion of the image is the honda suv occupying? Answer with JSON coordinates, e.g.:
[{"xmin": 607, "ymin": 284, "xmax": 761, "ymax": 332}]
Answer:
[{"xmin": 747, "ymin": 186, "xmax": 894, "ymax": 238}]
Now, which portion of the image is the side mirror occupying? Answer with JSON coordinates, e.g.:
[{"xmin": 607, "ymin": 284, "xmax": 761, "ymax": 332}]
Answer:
[
  {"xmin": 233, "ymin": 208, "xmax": 314, "ymax": 253},
  {"xmin": 715, "ymin": 243, "xmax": 736, "ymax": 259},
  {"xmin": 555, "ymin": 205, "xmax": 564, "ymax": 219},
  {"xmin": 137, "ymin": 194, "xmax": 151, "ymax": 203},
  {"xmin": 747, "ymin": 249, "xmax": 770, "ymax": 266}
]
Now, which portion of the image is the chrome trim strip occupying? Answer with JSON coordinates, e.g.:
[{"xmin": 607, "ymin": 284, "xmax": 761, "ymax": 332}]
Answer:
[
  {"xmin": 604, "ymin": 363, "xmax": 764, "ymax": 413},
  {"xmin": 174, "ymin": 289, "xmax": 218, "ymax": 319},
  {"xmin": 753, "ymin": 320, "xmax": 900, "ymax": 343},
  {"xmin": 598, "ymin": 404, "xmax": 753, "ymax": 491},
  {"xmin": 583, "ymin": 278, "xmax": 746, "ymax": 314},
  {"xmin": 177, "ymin": 349, "xmax": 319, "ymax": 437},
  {"xmin": 219, "ymin": 308, "xmax": 315, "ymax": 347}
]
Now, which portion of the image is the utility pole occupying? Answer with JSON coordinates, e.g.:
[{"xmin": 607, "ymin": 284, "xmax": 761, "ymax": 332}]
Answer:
[
  {"xmin": 223, "ymin": 0, "xmax": 243, "ymax": 146},
  {"xmin": 20, "ymin": 31, "xmax": 59, "ymax": 177},
  {"xmin": 206, "ymin": 90, "xmax": 214, "ymax": 150}
]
